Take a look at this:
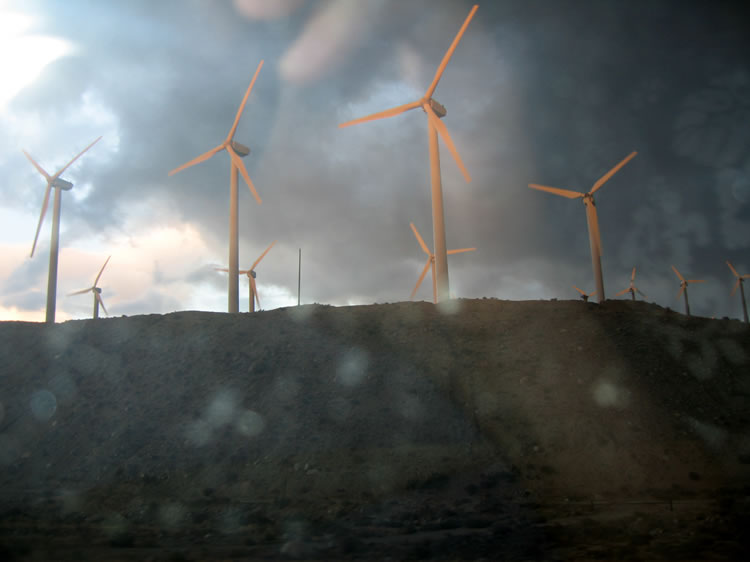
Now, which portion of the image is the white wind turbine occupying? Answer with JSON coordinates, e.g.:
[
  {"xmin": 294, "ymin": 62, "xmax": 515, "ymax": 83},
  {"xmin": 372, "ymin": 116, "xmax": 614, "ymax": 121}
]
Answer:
[
  {"xmin": 410, "ymin": 222, "xmax": 475, "ymax": 303},
  {"xmin": 169, "ymin": 61, "xmax": 264, "ymax": 314},
  {"xmin": 216, "ymin": 241, "xmax": 275, "ymax": 312},
  {"xmin": 572, "ymin": 286, "xmax": 596, "ymax": 302},
  {"xmin": 69, "ymin": 255, "xmax": 111, "ymax": 319},
  {"xmin": 23, "ymin": 136, "xmax": 102, "ymax": 323},
  {"xmin": 339, "ymin": 5, "xmax": 479, "ymax": 303},
  {"xmin": 528, "ymin": 151, "xmax": 638, "ymax": 303},
  {"xmin": 672, "ymin": 265, "xmax": 705, "ymax": 316},
  {"xmin": 615, "ymin": 267, "xmax": 647, "ymax": 301},
  {"xmin": 726, "ymin": 260, "xmax": 749, "ymax": 323}
]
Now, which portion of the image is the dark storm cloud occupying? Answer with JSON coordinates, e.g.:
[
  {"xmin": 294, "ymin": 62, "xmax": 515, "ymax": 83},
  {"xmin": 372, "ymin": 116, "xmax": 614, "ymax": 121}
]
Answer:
[{"xmin": 2, "ymin": 0, "xmax": 749, "ymax": 318}]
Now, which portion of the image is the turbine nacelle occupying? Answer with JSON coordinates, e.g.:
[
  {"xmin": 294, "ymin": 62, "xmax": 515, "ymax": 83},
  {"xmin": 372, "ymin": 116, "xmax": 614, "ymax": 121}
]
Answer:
[
  {"xmin": 52, "ymin": 178, "xmax": 74, "ymax": 191},
  {"xmin": 427, "ymin": 98, "xmax": 446, "ymax": 119},
  {"xmin": 231, "ymin": 141, "xmax": 250, "ymax": 157}
]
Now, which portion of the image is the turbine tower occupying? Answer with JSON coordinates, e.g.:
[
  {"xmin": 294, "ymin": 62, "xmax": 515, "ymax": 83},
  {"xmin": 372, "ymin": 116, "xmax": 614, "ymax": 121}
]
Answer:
[
  {"xmin": 615, "ymin": 267, "xmax": 647, "ymax": 301},
  {"xmin": 23, "ymin": 136, "xmax": 102, "ymax": 323},
  {"xmin": 410, "ymin": 222, "xmax": 475, "ymax": 303},
  {"xmin": 672, "ymin": 265, "xmax": 704, "ymax": 316},
  {"xmin": 69, "ymin": 255, "xmax": 111, "ymax": 319},
  {"xmin": 169, "ymin": 61, "xmax": 264, "ymax": 313},
  {"xmin": 339, "ymin": 5, "xmax": 479, "ymax": 303},
  {"xmin": 528, "ymin": 151, "xmax": 637, "ymax": 303},
  {"xmin": 727, "ymin": 260, "xmax": 749, "ymax": 323}
]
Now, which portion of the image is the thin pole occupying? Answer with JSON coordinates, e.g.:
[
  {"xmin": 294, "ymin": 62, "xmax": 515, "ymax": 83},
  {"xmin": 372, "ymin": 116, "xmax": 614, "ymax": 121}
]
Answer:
[
  {"xmin": 93, "ymin": 293, "xmax": 99, "ymax": 319},
  {"xmin": 428, "ymin": 118, "xmax": 450, "ymax": 303},
  {"xmin": 740, "ymin": 281, "xmax": 748, "ymax": 323},
  {"xmin": 684, "ymin": 287, "xmax": 691, "ymax": 316},
  {"xmin": 297, "ymin": 248, "xmax": 301, "ymax": 306},
  {"xmin": 46, "ymin": 187, "xmax": 62, "ymax": 324},
  {"xmin": 228, "ymin": 162, "xmax": 239, "ymax": 313}
]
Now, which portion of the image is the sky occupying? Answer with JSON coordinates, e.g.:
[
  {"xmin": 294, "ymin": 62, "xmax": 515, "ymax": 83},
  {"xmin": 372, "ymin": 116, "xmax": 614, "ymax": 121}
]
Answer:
[{"xmin": 1, "ymin": 0, "xmax": 749, "ymax": 322}]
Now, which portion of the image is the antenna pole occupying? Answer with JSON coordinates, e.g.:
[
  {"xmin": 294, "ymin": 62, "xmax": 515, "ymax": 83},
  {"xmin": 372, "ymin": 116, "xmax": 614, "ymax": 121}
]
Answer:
[{"xmin": 297, "ymin": 248, "xmax": 301, "ymax": 306}]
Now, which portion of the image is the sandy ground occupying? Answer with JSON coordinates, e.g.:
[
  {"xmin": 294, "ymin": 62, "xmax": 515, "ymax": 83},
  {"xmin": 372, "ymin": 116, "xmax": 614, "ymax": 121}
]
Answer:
[{"xmin": 0, "ymin": 298, "xmax": 749, "ymax": 560}]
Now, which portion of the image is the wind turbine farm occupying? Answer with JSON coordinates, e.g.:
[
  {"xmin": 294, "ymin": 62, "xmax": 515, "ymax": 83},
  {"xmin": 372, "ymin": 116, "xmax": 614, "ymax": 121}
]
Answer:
[
  {"xmin": 2, "ymin": 4, "xmax": 750, "ymax": 560},
  {"xmin": 169, "ymin": 60, "xmax": 265, "ymax": 315},
  {"xmin": 339, "ymin": 4, "xmax": 479, "ymax": 304},
  {"xmin": 22, "ymin": 136, "xmax": 102, "ymax": 324}
]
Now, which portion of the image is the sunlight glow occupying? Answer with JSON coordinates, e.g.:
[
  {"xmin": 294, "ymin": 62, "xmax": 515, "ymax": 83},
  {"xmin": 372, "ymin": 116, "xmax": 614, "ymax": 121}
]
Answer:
[{"xmin": 0, "ymin": 11, "xmax": 74, "ymax": 111}]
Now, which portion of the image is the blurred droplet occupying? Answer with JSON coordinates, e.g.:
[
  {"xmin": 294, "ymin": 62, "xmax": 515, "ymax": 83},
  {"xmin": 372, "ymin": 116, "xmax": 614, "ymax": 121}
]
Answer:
[
  {"xmin": 47, "ymin": 372, "xmax": 77, "ymax": 404},
  {"xmin": 437, "ymin": 298, "xmax": 460, "ymax": 315},
  {"xmin": 185, "ymin": 419, "xmax": 213, "ymax": 447},
  {"xmin": 592, "ymin": 379, "xmax": 629, "ymax": 409},
  {"xmin": 30, "ymin": 389, "xmax": 57, "ymax": 421},
  {"xmin": 206, "ymin": 388, "xmax": 239, "ymax": 428},
  {"xmin": 158, "ymin": 502, "xmax": 187, "ymax": 531},
  {"xmin": 336, "ymin": 348, "xmax": 368, "ymax": 387},
  {"xmin": 0, "ymin": 435, "xmax": 20, "ymax": 466},
  {"xmin": 235, "ymin": 409, "xmax": 265, "ymax": 437}
]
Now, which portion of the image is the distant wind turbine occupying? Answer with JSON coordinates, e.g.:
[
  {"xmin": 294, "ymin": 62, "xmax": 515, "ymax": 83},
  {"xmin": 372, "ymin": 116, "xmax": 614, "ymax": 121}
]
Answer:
[
  {"xmin": 672, "ymin": 265, "xmax": 705, "ymax": 316},
  {"xmin": 615, "ymin": 267, "xmax": 647, "ymax": 301},
  {"xmin": 573, "ymin": 286, "xmax": 596, "ymax": 302},
  {"xmin": 23, "ymin": 136, "xmax": 102, "ymax": 323},
  {"xmin": 69, "ymin": 255, "xmax": 111, "ymax": 319},
  {"xmin": 727, "ymin": 260, "xmax": 749, "ymax": 323},
  {"xmin": 169, "ymin": 60, "xmax": 264, "ymax": 314},
  {"xmin": 410, "ymin": 222, "xmax": 475, "ymax": 303},
  {"xmin": 529, "ymin": 151, "xmax": 638, "ymax": 303},
  {"xmin": 339, "ymin": 5, "xmax": 479, "ymax": 303},
  {"xmin": 216, "ymin": 241, "xmax": 275, "ymax": 312}
]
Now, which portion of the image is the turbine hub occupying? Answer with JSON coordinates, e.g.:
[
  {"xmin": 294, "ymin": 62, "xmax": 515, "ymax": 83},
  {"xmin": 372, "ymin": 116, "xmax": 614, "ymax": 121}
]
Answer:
[
  {"xmin": 429, "ymin": 98, "xmax": 447, "ymax": 119},
  {"xmin": 94, "ymin": 287, "xmax": 102, "ymax": 294},
  {"xmin": 53, "ymin": 178, "xmax": 74, "ymax": 191},
  {"xmin": 250, "ymin": 270, "xmax": 256, "ymax": 278},
  {"xmin": 231, "ymin": 141, "xmax": 250, "ymax": 157}
]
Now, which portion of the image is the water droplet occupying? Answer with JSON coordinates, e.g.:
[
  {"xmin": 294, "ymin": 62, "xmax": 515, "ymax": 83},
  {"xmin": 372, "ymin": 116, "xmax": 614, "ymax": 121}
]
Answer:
[
  {"xmin": 235, "ymin": 410, "xmax": 265, "ymax": 437},
  {"xmin": 336, "ymin": 348, "xmax": 368, "ymax": 387},
  {"xmin": 30, "ymin": 389, "xmax": 57, "ymax": 421}
]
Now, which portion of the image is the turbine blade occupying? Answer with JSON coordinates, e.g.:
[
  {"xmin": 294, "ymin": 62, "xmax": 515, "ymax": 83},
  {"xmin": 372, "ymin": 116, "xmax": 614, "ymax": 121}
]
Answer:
[
  {"xmin": 410, "ymin": 222, "xmax": 431, "ymax": 256},
  {"xmin": 93, "ymin": 255, "xmax": 111, "ymax": 287},
  {"xmin": 338, "ymin": 100, "xmax": 422, "ymax": 128},
  {"xmin": 68, "ymin": 287, "xmax": 93, "ymax": 296},
  {"xmin": 590, "ymin": 151, "xmax": 637, "ymax": 194},
  {"xmin": 425, "ymin": 103, "xmax": 471, "ymax": 182},
  {"xmin": 636, "ymin": 288, "xmax": 647, "ymax": 298},
  {"xmin": 677, "ymin": 285, "xmax": 685, "ymax": 299},
  {"xmin": 573, "ymin": 286, "xmax": 585, "ymax": 296},
  {"xmin": 688, "ymin": 279, "xmax": 705, "ymax": 284},
  {"xmin": 230, "ymin": 148, "xmax": 262, "ymax": 204},
  {"xmin": 30, "ymin": 183, "xmax": 53, "ymax": 258},
  {"xmin": 424, "ymin": 4, "xmax": 479, "ymax": 99},
  {"xmin": 615, "ymin": 288, "xmax": 629, "ymax": 296},
  {"xmin": 411, "ymin": 260, "xmax": 431, "ymax": 299},
  {"xmin": 22, "ymin": 150, "xmax": 51, "ymax": 180},
  {"xmin": 215, "ymin": 268, "xmax": 229, "ymax": 272},
  {"xmin": 249, "ymin": 275, "xmax": 260, "ymax": 310},
  {"xmin": 227, "ymin": 60, "xmax": 264, "ymax": 142},
  {"xmin": 731, "ymin": 279, "xmax": 740, "ymax": 297},
  {"xmin": 631, "ymin": 267, "xmax": 636, "ymax": 281},
  {"xmin": 447, "ymin": 247, "xmax": 476, "ymax": 254},
  {"xmin": 671, "ymin": 265, "xmax": 685, "ymax": 282},
  {"xmin": 96, "ymin": 292, "xmax": 108, "ymax": 316},
  {"xmin": 168, "ymin": 144, "xmax": 224, "ymax": 176},
  {"xmin": 53, "ymin": 136, "xmax": 102, "ymax": 179},
  {"xmin": 431, "ymin": 260, "xmax": 437, "ymax": 303},
  {"xmin": 251, "ymin": 240, "xmax": 276, "ymax": 270},
  {"xmin": 589, "ymin": 291, "xmax": 597, "ymax": 297},
  {"xmin": 528, "ymin": 184, "xmax": 584, "ymax": 199},
  {"xmin": 727, "ymin": 260, "xmax": 740, "ymax": 278}
]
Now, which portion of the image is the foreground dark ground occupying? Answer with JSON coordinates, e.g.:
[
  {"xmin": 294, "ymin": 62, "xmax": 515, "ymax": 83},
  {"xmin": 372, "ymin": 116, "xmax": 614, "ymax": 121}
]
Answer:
[{"xmin": 1, "ymin": 298, "xmax": 749, "ymax": 560}]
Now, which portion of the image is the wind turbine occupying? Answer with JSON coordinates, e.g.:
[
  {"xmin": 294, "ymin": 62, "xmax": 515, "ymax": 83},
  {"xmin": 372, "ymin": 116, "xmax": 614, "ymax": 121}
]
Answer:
[
  {"xmin": 615, "ymin": 267, "xmax": 647, "ymax": 301},
  {"xmin": 528, "ymin": 151, "xmax": 638, "ymax": 304},
  {"xmin": 169, "ymin": 60, "xmax": 264, "ymax": 314},
  {"xmin": 410, "ymin": 222, "xmax": 475, "ymax": 303},
  {"xmin": 572, "ymin": 286, "xmax": 596, "ymax": 302},
  {"xmin": 23, "ymin": 136, "xmax": 102, "ymax": 323},
  {"xmin": 339, "ymin": 5, "xmax": 479, "ymax": 303},
  {"xmin": 672, "ymin": 265, "xmax": 705, "ymax": 316},
  {"xmin": 216, "ymin": 241, "xmax": 275, "ymax": 312},
  {"xmin": 69, "ymin": 255, "xmax": 111, "ymax": 319},
  {"xmin": 727, "ymin": 260, "xmax": 749, "ymax": 323}
]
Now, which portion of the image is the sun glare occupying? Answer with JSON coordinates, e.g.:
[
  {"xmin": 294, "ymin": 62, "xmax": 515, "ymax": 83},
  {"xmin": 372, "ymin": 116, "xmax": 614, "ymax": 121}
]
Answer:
[{"xmin": 0, "ymin": 10, "xmax": 74, "ymax": 111}]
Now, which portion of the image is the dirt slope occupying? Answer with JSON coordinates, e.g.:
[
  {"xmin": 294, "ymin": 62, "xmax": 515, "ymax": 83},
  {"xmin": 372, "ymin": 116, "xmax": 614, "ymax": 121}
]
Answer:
[{"xmin": 1, "ymin": 299, "xmax": 749, "ymax": 560}]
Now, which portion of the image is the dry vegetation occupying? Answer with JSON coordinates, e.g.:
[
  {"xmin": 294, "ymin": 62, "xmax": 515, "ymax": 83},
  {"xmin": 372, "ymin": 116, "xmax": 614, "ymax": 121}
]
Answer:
[{"xmin": 1, "ymin": 298, "xmax": 749, "ymax": 560}]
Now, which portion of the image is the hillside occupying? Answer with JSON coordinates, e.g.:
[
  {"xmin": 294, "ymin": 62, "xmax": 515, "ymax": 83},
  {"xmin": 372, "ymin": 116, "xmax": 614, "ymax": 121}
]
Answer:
[{"xmin": 1, "ymin": 299, "xmax": 749, "ymax": 560}]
